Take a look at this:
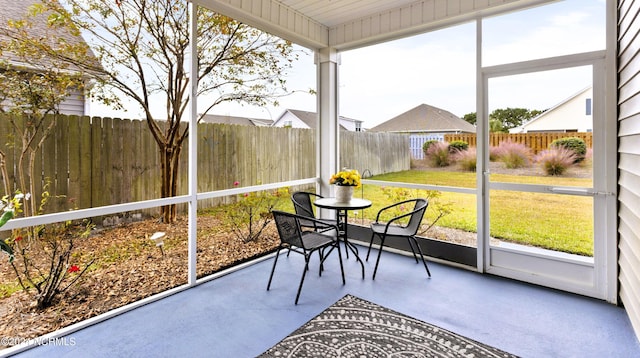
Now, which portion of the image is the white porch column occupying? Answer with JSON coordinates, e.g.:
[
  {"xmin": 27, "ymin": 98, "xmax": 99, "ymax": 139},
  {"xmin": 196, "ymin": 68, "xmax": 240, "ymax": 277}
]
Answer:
[
  {"xmin": 187, "ymin": 1, "xmax": 198, "ymax": 285},
  {"xmin": 316, "ymin": 47, "xmax": 340, "ymax": 198}
]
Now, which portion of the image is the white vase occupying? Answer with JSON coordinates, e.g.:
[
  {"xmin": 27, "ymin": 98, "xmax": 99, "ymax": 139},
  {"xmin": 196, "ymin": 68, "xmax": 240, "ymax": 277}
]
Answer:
[{"xmin": 334, "ymin": 185, "xmax": 354, "ymax": 203}]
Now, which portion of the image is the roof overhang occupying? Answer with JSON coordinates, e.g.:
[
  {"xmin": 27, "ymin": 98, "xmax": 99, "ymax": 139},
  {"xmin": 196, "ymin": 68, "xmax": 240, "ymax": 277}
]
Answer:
[{"xmin": 193, "ymin": 0, "xmax": 558, "ymax": 51}]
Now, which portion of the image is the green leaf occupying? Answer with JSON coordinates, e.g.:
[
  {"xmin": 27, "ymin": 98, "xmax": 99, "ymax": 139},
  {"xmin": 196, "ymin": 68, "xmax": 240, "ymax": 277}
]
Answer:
[
  {"xmin": 0, "ymin": 210, "xmax": 14, "ymax": 228},
  {"xmin": 0, "ymin": 239, "xmax": 13, "ymax": 262}
]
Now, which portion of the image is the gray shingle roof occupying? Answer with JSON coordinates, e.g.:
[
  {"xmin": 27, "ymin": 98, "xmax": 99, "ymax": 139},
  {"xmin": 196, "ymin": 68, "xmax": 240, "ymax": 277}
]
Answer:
[
  {"xmin": 369, "ymin": 104, "xmax": 476, "ymax": 133},
  {"xmin": 0, "ymin": 1, "xmax": 34, "ymax": 29},
  {"xmin": 200, "ymin": 114, "xmax": 273, "ymax": 126},
  {"xmin": 0, "ymin": 0, "xmax": 98, "ymax": 71},
  {"xmin": 286, "ymin": 109, "xmax": 351, "ymax": 130},
  {"xmin": 287, "ymin": 109, "xmax": 319, "ymax": 128}
]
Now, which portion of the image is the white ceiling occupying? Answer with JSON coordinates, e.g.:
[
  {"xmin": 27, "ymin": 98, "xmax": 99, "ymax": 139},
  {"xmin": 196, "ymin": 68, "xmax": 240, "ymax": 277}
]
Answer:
[
  {"xmin": 197, "ymin": 0, "xmax": 555, "ymax": 50},
  {"xmin": 278, "ymin": 0, "xmax": 419, "ymax": 27}
]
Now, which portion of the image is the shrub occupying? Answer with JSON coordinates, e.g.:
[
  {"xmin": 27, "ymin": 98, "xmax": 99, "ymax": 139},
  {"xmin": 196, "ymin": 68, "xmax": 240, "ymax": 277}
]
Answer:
[
  {"xmin": 422, "ymin": 140, "xmax": 440, "ymax": 157},
  {"xmin": 425, "ymin": 141, "xmax": 451, "ymax": 167},
  {"xmin": 495, "ymin": 140, "xmax": 532, "ymax": 169},
  {"xmin": 379, "ymin": 187, "xmax": 452, "ymax": 232},
  {"xmin": 222, "ymin": 182, "xmax": 286, "ymax": 243},
  {"xmin": 454, "ymin": 147, "xmax": 476, "ymax": 172},
  {"xmin": 489, "ymin": 146, "xmax": 500, "ymax": 161},
  {"xmin": 448, "ymin": 140, "xmax": 469, "ymax": 153},
  {"xmin": 535, "ymin": 148, "xmax": 577, "ymax": 175},
  {"xmin": 550, "ymin": 137, "xmax": 586, "ymax": 163},
  {"xmin": 3, "ymin": 188, "xmax": 95, "ymax": 309},
  {"xmin": 580, "ymin": 148, "xmax": 593, "ymax": 167}
]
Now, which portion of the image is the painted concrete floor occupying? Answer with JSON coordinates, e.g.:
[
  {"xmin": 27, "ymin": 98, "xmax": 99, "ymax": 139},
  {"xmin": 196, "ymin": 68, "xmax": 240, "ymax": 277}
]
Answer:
[{"xmin": 6, "ymin": 245, "xmax": 640, "ymax": 358}]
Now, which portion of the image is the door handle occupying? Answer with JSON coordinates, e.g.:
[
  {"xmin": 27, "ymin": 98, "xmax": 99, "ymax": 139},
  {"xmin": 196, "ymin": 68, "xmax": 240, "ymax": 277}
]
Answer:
[
  {"xmin": 548, "ymin": 187, "xmax": 615, "ymax": 196},
  {"xmin": 548, "ymin": 187, "xmax": 594, "ymax": 196}
]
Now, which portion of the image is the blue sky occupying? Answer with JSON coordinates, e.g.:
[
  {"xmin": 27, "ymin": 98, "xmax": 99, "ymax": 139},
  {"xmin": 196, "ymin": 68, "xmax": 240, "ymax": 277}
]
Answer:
[{"xmin": 90, "ymin": 0, "xmax": 605, "ymax": 129}]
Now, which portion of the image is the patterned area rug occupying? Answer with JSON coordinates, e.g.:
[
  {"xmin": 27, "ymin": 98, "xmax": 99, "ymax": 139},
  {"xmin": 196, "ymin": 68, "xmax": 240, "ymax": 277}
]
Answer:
[{"xmin": 260, "ymin": 294, "xmax": 518, "ymax": 357}]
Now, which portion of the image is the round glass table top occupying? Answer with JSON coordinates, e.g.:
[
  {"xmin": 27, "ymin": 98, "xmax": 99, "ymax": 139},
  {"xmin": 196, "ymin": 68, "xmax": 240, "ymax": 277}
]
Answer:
[{"xmin": 313, "ymin": 197, "xmax": 372, "ymax": 210}]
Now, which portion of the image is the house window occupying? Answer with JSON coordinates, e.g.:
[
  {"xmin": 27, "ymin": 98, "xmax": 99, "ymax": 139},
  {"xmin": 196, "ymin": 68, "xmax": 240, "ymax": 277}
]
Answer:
[
  {"xmin": 283, "ymin": 120, "xmax": 292, "ymax": 128},
  {"xmin": 355, "ymin": 122, "xmax": 362, "ymax": 132},
  {"xmin": 586, "ymin": 98, "xmax": 592, "ymax": 115}
]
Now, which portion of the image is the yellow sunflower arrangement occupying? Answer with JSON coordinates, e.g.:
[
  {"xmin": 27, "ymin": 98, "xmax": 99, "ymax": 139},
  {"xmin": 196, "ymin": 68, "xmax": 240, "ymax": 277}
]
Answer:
[{"xmin": 329, "ymin": 169, "xmax": 361, "ymax": 187}]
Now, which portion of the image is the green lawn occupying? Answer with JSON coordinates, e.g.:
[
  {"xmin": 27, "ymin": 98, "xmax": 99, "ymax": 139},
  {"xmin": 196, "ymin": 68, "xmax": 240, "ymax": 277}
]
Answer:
[{"xmin": 362, "ymin": 170, "xmax": 594, "ymax": 256}]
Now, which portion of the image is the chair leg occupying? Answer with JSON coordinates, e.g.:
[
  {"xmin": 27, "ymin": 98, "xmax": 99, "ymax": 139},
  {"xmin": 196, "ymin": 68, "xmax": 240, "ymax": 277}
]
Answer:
[
  {"xmin": 295, "ymin": 258, "xmax": 311, "ymax": 305},
  {"xmin": 410, "ymin": 237, "xmax": 431, "ymax": 278},
  {"xmin": 406, "ymin": 237, "xmax": 420, "ymax": 263},
  {"xmin": 267, "ymin": 248, "xmax": 282, "ymax": 291},
  {"xmin": 317, "ymin": 250, "xmax": 324, "ymax": 274},
  {"xmin": 372, "ymin": 235, "xmax": 386, "ymax": 280},
  {"xmin": 317, "ymin": 243, "xmax": 344, "ymax": 284},
  {"xmin": 366, "ymin": 232, "xmax": 376, "ymax": 261},
  {"xmin": 319, "ymin": 245, "xmax": 337, "ymax": 277}
]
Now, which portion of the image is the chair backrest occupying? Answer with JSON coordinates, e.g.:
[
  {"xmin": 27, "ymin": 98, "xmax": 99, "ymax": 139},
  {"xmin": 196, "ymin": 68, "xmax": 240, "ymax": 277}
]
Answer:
[
  {"xmin": 406, "ymin": 198, "xmax": 429, "ymax": 235},
  {"xmin": 291, "ymin": 192, "xmax": 320, "ymax": 218},
  {"xmin": 272, "ymin": 210, "xmax": 304, "ymax": 248}
]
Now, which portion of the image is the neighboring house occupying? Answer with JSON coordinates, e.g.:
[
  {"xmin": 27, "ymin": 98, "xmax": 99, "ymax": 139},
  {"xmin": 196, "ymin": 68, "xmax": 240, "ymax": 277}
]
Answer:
[
  {"xmin": 510, "ymin": 87, "xmax": 593, "ymax": 133},
  {"xmin": 369, "ymin": 104, "xmax": 476, "ymax": 160},
  {"xmin": 369, "ymin": 104, "xmax": 476, "ymax": 134},
  {"xmin": 200, "ymin": 114, "xmax": 273, "ymax": 126},
  {"xmin": 0, "ymin": 0, "xmax": 94, "ymax": 116},
  {"xmin": 272, "ymin": 109, "xmax": 363, "ymax": 131}
]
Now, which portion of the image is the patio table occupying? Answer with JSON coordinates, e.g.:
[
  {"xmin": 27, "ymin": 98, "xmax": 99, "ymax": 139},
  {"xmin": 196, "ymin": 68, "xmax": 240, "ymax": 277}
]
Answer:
[{"xmin": 313, "ymin": 197, "xmax": 372, "ymax": 279}]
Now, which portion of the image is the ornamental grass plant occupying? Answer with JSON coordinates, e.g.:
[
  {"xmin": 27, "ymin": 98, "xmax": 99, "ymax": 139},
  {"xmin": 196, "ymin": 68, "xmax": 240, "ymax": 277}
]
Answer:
[
  {"xmin": 535, "ymin": 148, "xmax": 577, "ymax": 175},
  {"xmin": 550, "ymin": 137, "xmax": 587, "ymax": 163},
  {"xmin": 454, "ymin": 147, "xmax": 477, "ymax": 172},
  {"xmin": 425, "ymin": 141, "xmax": 451, "ymax": 167},
  {"xmin": 495, "ymin": 140, "xmax": 532, "ymax": 169}
]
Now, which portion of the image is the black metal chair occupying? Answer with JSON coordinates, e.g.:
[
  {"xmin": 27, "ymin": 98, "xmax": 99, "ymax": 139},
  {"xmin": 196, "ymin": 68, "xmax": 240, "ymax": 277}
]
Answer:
[
  {"xmin": 366, "ymin": 198, "xmax": 431, "ymax": 280},
  {"xmin": 267, "ymin": 210, "xmax": 345, "ymax": 304},
  {"xmin": 291, "ymin": 191, "xmax": 337, "ymax": 232}
]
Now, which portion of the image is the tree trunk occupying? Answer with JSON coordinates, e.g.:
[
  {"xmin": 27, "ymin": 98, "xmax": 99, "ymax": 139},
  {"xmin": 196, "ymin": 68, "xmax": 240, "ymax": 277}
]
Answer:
[
  {"xmin": 0, "ymin": 150, "xmax": 10, "ymax": 198},
  {"xmin": 17, "ymin": 146, "xmax": 32, "ymax": 217},
  {"xmin": 27, "ymin": 149, "xmax": 37, "ymax": 216},
  {"xmin": 159, "ymin": 139, "xmax": 184, "ymax": 223},
  {"xmin": 169, "ymin": 143, "xmax": 182, "ymax": 221},
  {"xmin": 160, "ymin": 144, "xmax": 172, "ymax": 223}
]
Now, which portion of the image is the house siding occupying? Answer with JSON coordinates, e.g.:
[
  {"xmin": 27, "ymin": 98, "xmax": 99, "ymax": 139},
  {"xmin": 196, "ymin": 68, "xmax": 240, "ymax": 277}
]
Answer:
[
  {"xmin": 273, "ymin": 111, "xmax": 309, "ymax": 128},
  {"xmin": 618, "ymin": 0, "xmax": 640, "ymax": 338},
  {"xmin": 272, "ymin": 109, "xmax": 361, "ymax": 131},
  {"xmin": 0, "ymin": 87, "xmax": 86, "ymax": 116},
  {"xmin": 57, "ymin": 88, "xmax": 86, "ymax": 116},
  {"xmin": 512, "ymin": 88, "xmax": 593, "ymax": 133}
]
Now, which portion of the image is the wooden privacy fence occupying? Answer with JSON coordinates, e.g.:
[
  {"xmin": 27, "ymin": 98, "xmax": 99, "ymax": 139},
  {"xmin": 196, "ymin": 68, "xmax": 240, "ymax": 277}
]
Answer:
[
  {"xmin": 340, "ymin": 131, "xmax": 410, "ymax": 176},
  {"xmin": 0, "ymin": 114, "xmax": 409, "ymax": 214},
  {"xmin": 444, "ymin": 132, "xmax": 593, "ymax": 154}
]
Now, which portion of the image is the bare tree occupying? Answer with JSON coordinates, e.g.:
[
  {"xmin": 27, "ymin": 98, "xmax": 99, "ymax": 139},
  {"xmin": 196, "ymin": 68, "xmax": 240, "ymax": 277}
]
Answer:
[{"xmin": 42, "ymin": 0, "xmax": 299, "ymax": 222}]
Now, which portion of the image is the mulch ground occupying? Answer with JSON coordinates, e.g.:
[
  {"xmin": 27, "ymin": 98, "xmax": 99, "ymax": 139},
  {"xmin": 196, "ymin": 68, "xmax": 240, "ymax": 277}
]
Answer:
[{"xmin": 0, "ymin": 215, "xmax": 279, "ymax": 349}]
